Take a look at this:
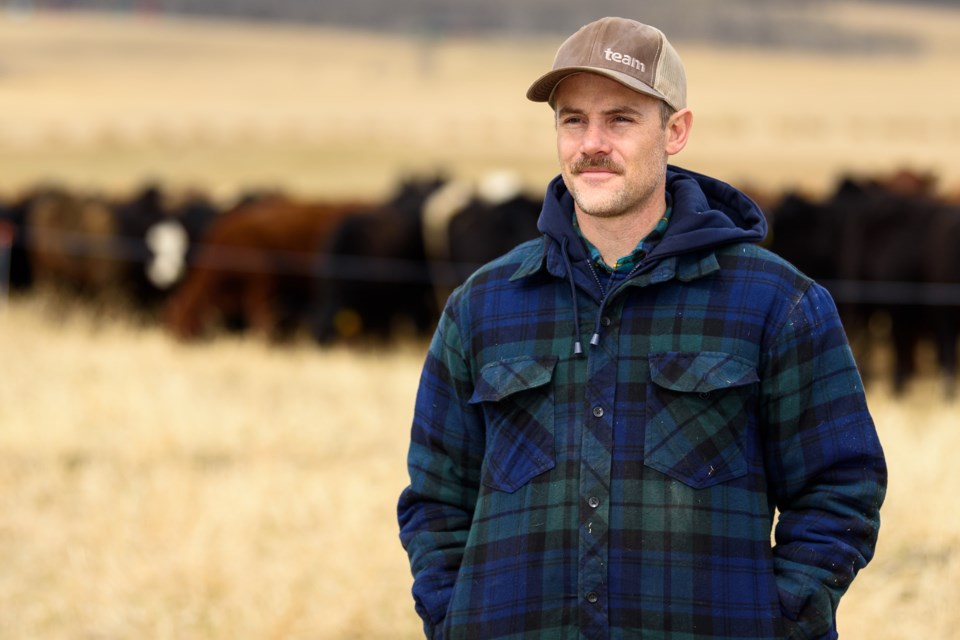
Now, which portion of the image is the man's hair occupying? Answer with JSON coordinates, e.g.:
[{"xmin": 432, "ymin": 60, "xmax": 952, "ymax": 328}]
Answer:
[{"xmin": 659, "ymin": 101, "xmax": 676, "ymax": 129}]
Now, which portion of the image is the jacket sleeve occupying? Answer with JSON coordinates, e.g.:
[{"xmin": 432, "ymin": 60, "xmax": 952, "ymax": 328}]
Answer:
[
  {"xmin": 761, "ymin": 281, "xmax": 887, "ymax": 640},
  {"xmin": 397, "ymin": 306, "xmax": 484, "ymax": 639}
]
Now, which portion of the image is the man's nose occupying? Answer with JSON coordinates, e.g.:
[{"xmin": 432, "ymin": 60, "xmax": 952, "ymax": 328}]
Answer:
[{"xmin": 580, "ymin": 122, "xmax": 612, "ymax": 155}]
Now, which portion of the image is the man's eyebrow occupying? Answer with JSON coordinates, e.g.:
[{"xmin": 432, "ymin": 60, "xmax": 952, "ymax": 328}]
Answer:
[
  {"xmin": 556, "ymin": 106, "xmax": 584, "ymax": 118},
  {"xmin": 556, "ymin": 105, "xmax": 645, "ymax": 118},
  {"xmin": 603, "ymin": 105, "xmax": 645, "ymax": 117}
]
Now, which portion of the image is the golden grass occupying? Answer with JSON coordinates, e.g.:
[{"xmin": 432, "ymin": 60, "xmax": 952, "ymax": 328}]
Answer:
[
  {"xmin": 1, "ymin": 293, "xmax": 958, "ymax": 639},
  {"xmin": 0, "ymin": 294, "xmax": 429, "ymax": 638}
]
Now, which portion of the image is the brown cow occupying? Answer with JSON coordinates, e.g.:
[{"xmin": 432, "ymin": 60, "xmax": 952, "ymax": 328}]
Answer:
[
  {"xmin": 876, "ymin": 167, "xmax": 938, "ymax": 198},
  {"xmin": 23, "ymin": 186, "xmax": 126, "ymax": 299},
  {"xmin": 163, "ymin": 195, "xmax": 370, "ymax": 341}
]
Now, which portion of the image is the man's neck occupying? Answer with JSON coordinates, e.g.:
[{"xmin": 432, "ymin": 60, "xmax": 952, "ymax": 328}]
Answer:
[{"xmin": 575, "ymin": 198, "xmax": 667, "ymax": 267}]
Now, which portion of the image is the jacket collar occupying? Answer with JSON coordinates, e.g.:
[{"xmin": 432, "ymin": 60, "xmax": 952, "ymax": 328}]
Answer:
[{"xmin": 512, "ymin": 166, "xmax": 765, "ymax": 286}]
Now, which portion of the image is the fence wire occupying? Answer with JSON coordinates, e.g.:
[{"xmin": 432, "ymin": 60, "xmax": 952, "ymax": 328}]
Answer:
[
  {"xmin": 3, "ymin": 222, "xmax": 486, "ymax": 287},
  {"xmin": 6, "ymin": 222, "xmax": 960, "ymax": 304}
]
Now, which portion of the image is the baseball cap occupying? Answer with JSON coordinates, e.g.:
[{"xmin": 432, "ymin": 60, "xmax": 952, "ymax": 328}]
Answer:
[{"xmin": 526, "ymin": 17, "xmax": 686, "ymax": 111}]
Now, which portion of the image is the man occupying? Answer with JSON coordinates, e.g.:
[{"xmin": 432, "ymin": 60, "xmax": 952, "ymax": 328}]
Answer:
[{"xmin": 398, "ymin": 17, "xmax": 886, "ymax": 640}]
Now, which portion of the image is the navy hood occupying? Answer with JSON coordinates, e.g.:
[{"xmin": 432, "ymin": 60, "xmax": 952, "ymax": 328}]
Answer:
[
  {"xmin": 530, "ymin": 165, "xmax": 768, "ymax": 356},
  {"xmin": 537, "ymin": 165, "xmax": 767, "ymax": 264}
]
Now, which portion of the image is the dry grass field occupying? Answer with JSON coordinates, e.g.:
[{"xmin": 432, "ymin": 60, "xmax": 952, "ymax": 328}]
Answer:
[
  {"xmin": 1, "ymin": 292, "xmax": 959, "ymax": 639},
  {"xmin": 2, "ymin": 3, "xmax": 960, "ymax": 639}
]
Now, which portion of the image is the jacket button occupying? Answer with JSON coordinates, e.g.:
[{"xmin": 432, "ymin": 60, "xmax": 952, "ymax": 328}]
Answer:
[
  {"xmin": 601, "ymin": 316, "xmax": 612, "ymax": 327},
  {"xmin": 586, "ymin": 592, "xmax": 599, "ymax": 604},
  {"xmin": 587, "ymin": 496, "xmax": 600, "ymax": 509},
  {"xmin": 592, "ymin": 406, "xmax": 604, "ymax": 418}
]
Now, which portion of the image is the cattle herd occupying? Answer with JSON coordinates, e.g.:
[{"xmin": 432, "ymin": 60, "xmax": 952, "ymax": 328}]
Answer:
[
  {"xmin": 0, "ymin": 171, "xmax": 542, "ymax": 343},
  {"xmin": 765, "ymin": 169, "xmax": 960, "ymax": 398},
  {"xmin": 2, "ymin": 168, "xmax": 959, "ymax": 397}
]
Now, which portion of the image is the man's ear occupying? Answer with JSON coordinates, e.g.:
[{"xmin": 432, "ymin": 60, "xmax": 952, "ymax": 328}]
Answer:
[{"xmin": 665, "ymin": 108, "xmax": 693, "ymax": 156}]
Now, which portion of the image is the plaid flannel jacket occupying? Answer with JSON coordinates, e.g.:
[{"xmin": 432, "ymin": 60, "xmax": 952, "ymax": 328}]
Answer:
[{"xmin": 398, "ymin": 167, "xmax": 887, "ymax": 640}]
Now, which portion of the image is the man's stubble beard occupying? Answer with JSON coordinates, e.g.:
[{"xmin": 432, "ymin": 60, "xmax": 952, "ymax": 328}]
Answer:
[{"xmin": 564, "ymin": 153, "xmax": 668, "ymax": 221}]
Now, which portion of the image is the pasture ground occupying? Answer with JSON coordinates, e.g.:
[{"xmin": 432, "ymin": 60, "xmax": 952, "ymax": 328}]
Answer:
[
  {"xmin": 1, "ymin": 293, "xmax": 959, "ymax": 639},
  {"xmin": 2, "ymin": 4, "xmax": 960, "ymax": 639}
]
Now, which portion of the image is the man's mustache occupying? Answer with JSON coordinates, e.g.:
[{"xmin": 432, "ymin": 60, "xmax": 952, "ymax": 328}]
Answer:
[{"xmin": 571, "ymin": 156, "xmax": 624, "ymax": 174}]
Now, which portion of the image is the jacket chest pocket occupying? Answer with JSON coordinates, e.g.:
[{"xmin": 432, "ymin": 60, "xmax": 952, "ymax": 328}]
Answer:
[
  {"xmin": 645, "ymin": 351, "xmax": 758, "ymax": 489},
  {"xmin": 469, "ymin": 355, "xmax": 558, "ymax": 493}
]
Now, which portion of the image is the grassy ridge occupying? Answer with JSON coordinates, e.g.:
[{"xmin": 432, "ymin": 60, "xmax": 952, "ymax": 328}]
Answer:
[{"xmin": 2, "ymin": 6, "xmax": 960, "ymax": 202}]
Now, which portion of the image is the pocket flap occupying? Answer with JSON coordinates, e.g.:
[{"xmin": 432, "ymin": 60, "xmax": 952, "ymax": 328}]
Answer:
[
  {"xmin": 649, "ymin": 351, "xmax": 758, "ymax": 393},
  {"xmin": 469, "ymin": 355, "xmax": 558, "ymax": 404}
]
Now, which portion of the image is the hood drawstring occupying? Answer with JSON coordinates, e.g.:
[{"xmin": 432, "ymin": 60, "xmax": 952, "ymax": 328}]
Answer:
[
  {"xmin": 560, "ymin": 237, "xmax": 584, "ymax": 356},
  {"xmin": 590, "ymin": 297, "xmax": 608, "ymax": 347},
  {"xmin": 584, "ymin": 255, "xmax": 614, "ymax": 348},
  {"xmin": 585, "ymin": 256, "xmax": 642, "ymax": 348}
]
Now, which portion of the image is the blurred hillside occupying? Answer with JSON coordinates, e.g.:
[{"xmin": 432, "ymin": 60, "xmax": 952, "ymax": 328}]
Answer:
[
  {"xmin": 5, "ymin": 0, "xmax": 958, "ymax": 50},
  {"xmin": 2, "ymin": 1, "xmax": 959, "ymax": 200}
]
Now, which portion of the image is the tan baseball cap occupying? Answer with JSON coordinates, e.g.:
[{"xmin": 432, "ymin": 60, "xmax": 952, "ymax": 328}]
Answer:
[{"xmin": 526, "ymin": 17, "xmax": 686, "ymax": 111}]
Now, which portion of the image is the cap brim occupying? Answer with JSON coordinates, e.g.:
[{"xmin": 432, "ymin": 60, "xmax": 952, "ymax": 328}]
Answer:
[{"xmin": 526, "ymin": 67, "xmax": 668, "ymax": 106}]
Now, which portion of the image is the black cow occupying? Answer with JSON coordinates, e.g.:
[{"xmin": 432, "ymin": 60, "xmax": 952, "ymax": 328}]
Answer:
[
  {"xmin": 769, "ymin": 174, "xmax": 960, "ymax": 397},
  {"xmin": 766, "ymin": 189, "xmax": 843, "ymax": 283},
  {"xmin": 311, "ymin": 173, "xmax": 543, "ymax": 345},
  {"xmin": 839, "ymin": 182, "xmax": 942, "ymax": 393},
  {"xmin": 0, "ymin": 191, "xmax": 35, "ymax": 293},
  {"xmin": 435, "ymin": 188, "xmax": 542, "ymax": 306},
  {"xmin": 926, "ymin": 201, "xmax": 960, "ymax": 398},
  {"xmin": 113, "ymin": 183, "xmax": 220, "ymax": 311},
  {"xmin": 310, "ymin": 176, "xmax": 446, "ymax": 343}
]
